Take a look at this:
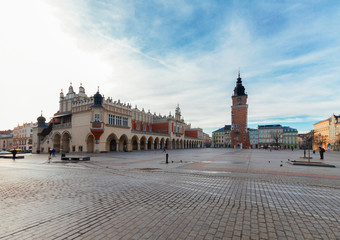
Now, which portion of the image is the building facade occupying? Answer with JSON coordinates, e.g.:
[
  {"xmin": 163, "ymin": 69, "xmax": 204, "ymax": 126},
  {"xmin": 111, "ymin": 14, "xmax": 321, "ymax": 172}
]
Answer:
[
  {"xmin": 313, "ymin": 119, "xmax": 329, "ymax": 150},
  {"xmin": 230, "ymin": 72, "xmax": 249, "ymax": 149},
  {"xmin": 314, "ymin": 114, "xmax": 340, "ymax": 150},
  {"xmin": 212, "ymin": 127, "xmax": 225, "ymax": 148},
  {"xmin": 212, "ymin": 125, "xmax": 231, "ymax": 148},
  {"xmin": 13, "ymin": 123, "xmax": 34, "ymax": 151},
  {"xmin": 282, "ymin": 127, "xmax": 298, "ymax": 149},
  {"xmin": 258, "ymin": 125, "xmax": 283, "ymax": 149},
  {"xmin": 32, "ymin": 84, "xmax": 203, "ymax": 153},
  {"xmin": 0, "ymin": 130, "xmax": 13, "ymax": 151},
  {"xmin": 203, "ymin": 133, "xmax": 211, "ymax": 148},
  {"xmin": 248, "ymin": 128, "xmax": 258, "ymax": 148}
]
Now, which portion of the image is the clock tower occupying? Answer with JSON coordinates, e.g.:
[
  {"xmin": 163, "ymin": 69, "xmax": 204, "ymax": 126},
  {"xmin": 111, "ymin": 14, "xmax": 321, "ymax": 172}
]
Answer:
[{"xmin": 230, "ymin": 71, "xmax": 249, "ymax": 149}]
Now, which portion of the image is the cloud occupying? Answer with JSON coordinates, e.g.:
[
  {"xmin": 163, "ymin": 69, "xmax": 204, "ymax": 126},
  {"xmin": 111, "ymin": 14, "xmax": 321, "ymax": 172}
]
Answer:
[{"xmin": 1, "ymin": 0, "xmax": 340, "ymax": 137}]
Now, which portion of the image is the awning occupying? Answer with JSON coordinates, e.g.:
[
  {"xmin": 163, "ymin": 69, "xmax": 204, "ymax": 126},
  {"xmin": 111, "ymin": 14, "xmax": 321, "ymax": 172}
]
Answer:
[{"xmin": 53, "ymin": 112, "xmax": 72, "ymax": 118}]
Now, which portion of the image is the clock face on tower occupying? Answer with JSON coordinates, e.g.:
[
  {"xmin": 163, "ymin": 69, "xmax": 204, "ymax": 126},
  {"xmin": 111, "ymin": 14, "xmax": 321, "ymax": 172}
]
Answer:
[{"xmin": 237, "ymin": 97, "xmax": 242, "ymax": 103}]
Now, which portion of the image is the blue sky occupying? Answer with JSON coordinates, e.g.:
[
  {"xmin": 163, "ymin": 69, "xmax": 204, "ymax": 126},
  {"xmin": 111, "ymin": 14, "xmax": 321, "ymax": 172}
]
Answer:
[{"xmin": 1, "ymin": 0, "xmax": 340, "ymax": 136}]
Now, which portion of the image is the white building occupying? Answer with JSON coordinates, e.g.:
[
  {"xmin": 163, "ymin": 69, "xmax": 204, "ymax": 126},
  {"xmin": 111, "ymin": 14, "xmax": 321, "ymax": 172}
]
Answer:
[
  {"xmin": 13, "ymin": 123, "xmax": 34, "ymax": 151},
  {"xmin": 0, "ymin": 131, "xmax": 13, "ymax": 151},
  {"xmin": 32, "ymin": 84, "xmax": 203, "ymax": 153}
]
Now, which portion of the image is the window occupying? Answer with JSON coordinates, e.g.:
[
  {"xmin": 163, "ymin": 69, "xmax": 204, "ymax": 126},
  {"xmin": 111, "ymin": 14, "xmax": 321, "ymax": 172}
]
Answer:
[
  {"xmin": 123, "ymin": 117, "xmax": 128, "ymax": 127},
  {"xmin": 108, "ymin": 114, "xmax": 115, "ymax": 125},
  {"xmin": 94, "ymin": 114, "xmax": 100, "ymax": 122},
  {"xmin": 116, "ymin": 116, "xmax": 122, "ymax": 125},
  {"xmin": 108, "ymin": 114, "xmax": 129, "ymax": 127}
]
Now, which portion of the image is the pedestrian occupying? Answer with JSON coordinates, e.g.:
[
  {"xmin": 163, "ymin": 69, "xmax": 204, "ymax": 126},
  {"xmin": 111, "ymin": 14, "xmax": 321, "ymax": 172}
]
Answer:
[
  {"xmin": 52, "ymin": 148, "xmax": 56, "ymax": 157},
  {"xmin": 291, "ymin": 146, "xmax": 294, "ymax": 151},
  {"xmin": 163, "ymin": 146, "xmax": 166, "ymax": 153},
  {"xmin": 319, "ymin": 147, "xmax": 325, "ymax": 160},
  {"xmin": 11, "ymin": 148, "xmax": 17, "ymax": 160},
  {"xmin": 48, "ymin": 148, "xmax": 53, "ymax": 163}
]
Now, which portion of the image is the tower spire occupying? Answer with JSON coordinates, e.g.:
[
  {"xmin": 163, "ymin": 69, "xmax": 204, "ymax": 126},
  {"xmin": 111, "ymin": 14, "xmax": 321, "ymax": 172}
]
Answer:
[{"xmin": 238, "ymin": 68, "xmax": 240, "ymax": 78}]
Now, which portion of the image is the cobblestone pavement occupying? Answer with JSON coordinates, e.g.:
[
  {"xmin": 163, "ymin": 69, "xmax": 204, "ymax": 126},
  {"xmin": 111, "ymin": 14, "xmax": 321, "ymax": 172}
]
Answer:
[{"xmin": 0, "ymin": 149, "xmax": 339, "ymax": 239}]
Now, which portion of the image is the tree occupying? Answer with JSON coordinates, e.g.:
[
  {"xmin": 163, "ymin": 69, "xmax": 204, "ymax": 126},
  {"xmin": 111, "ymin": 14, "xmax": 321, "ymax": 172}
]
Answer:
[
  {"xmin": 271, "ymin": 131, "xmax": 282, "ymax": 150},
  {"xmin": 314, "ymin": 133, "xmax": 327, "ymax": 149},
  {"xmin": 304, "ymin": 131, "xmax": 314, "ymax": 163}
]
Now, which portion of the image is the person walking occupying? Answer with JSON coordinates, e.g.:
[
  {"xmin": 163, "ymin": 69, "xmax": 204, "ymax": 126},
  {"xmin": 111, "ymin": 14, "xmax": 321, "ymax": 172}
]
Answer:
[
  {"xmin": 48, "ymin": 148, "xmax": 53, "ymax": 163},
  {"xmin": 11, "ymin": 149, "xmax": 17, "ymax": 160}
]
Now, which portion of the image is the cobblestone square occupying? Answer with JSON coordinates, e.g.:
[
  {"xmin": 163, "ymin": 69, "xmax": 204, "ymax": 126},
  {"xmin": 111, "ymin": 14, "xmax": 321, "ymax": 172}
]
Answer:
[{"xmin": 0, "ymin": 149, "xmax": 339, "ymax": 239}]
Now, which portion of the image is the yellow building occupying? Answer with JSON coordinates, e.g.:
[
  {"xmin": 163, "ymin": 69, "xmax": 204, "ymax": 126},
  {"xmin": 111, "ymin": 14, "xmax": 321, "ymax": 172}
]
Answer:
[
  {"xmin": 314, "ymin": 114, "xmax": 340, "ymax": 151},
  {"xmin": 313, "ymin": 119, "xmax": 329, "ymax": 150},
  {"xmin": 212, "ymin": 125, "xmax": 231, "ymax": 148}
]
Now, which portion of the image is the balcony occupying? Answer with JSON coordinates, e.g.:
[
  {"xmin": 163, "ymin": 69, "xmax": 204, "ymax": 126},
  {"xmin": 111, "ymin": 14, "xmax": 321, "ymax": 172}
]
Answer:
[{"xmin": 54, "ymin": 123, "xmax": 72, "ymax": 129}]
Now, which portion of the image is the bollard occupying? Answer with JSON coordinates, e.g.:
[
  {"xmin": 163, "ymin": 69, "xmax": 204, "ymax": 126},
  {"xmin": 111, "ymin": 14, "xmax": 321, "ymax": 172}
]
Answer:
[{"xmin": 166, "ymin": 153, "xmax": 169, "ymax": 164}]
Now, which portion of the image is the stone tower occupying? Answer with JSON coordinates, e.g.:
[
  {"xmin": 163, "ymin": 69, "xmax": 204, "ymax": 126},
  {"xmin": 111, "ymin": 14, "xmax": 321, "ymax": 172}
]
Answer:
[{"xmin": 230, "ymin": 71, "xmax": 249, "ymax": 149}]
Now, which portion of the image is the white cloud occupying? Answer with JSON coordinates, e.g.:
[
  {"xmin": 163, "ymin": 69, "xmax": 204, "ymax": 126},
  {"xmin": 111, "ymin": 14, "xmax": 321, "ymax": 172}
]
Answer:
[
  {"xmin": 1, "ymin": 0, "xmax": 339, "ymax": 137},
  {"xmin": 0, "ymin": 0, "xmax": 112, "ymax": 129}
]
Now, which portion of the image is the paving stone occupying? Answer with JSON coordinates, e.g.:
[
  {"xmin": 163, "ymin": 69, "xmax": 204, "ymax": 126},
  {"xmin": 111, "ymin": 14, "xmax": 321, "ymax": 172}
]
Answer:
[{"xmin": 0, "ymin": 149, "xmax": 339, "ymax": 240}]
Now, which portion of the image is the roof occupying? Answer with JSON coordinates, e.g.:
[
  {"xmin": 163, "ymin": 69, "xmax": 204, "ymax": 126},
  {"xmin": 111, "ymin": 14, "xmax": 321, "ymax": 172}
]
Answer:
[
  {"xmin": 313, "ymin": 118, "xmax": 330, "ymax": 125},
  {"xmin": 53, "ymin": 112, "xmax": 72, "ymax": 118},
  {"xmin": 258, "ymin": 125, "xmax": 282, "ymax": 129},
  {"xmin": 283, "ymin": 126, "xmax": 298, "ymax": 132},
  {"xmin": 213, "ymin": 127, "xmax": 225, "ymax": 133},
  {"xmin": 224, "ymin": 125, "xmax": 231, "ymax": 131}
]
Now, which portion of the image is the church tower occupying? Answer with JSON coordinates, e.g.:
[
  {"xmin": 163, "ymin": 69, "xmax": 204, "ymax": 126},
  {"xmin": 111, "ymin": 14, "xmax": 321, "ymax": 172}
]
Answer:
[{"xmin": 230, "ymin": 71, "xmax": 249, "ymax": 149}]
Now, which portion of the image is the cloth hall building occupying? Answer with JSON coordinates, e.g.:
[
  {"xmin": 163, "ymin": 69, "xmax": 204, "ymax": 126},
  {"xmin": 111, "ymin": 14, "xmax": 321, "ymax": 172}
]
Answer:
[{"xmin": 32, "ymin": 84, "xmax": 203, "ymax": 153}]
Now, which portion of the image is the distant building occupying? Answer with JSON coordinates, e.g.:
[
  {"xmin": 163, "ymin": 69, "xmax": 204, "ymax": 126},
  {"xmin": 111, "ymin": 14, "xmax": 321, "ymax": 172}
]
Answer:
[
  {"xmin": 314, "ymin": 114, "xmax": 340, "ymax": 151},
  {"xmin": 33, "ymin": 84, "xmax": 203, "ymax": 153},
  {"xmin": 0, "ymin": 130, "xmax": 13, "ymax": 151},
  {"xmin": 248, "ymin": 128, "xmax": 258, "ymax": 148},
  {"xmin": 230, "ymin": 72, "xmax": 249, "ymax": 149},
  {"xmin": 224, "ymin": 125, "xmax": 231, "ymax": 148},
  {"xmin": 212, "ymin": 125, "xmax": 231, "ymax": 148},
  {"xmin": 13, "ymin": 123, "xmax": 34, "ymax": 151},
  {"xmin": 313, "ymin": 119, "xmax": 330, "ymax": 150},
  {"xmin": 212, "ymin": 127, "xmax": 225, "ymax": 148},
  {"xmin": 298, "ymin": 134, "xmax": 304, "ymax": 149},
  {"xmin": 203, "ymin": 133, "xmax": 211, "ymax": 148},
  {"xmin": 282, "ymin": 126, "xmax": 298, "ymax": 149},
  {"xmin": 258, "ymin": 125, "xmax": 283, "ymax": 149}
]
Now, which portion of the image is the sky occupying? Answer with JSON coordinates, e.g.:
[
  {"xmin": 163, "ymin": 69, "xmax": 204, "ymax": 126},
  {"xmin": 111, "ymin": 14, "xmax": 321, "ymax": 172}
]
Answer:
[{"xmin": 1, "ymin": 0, "xmax": 340, "ymax": 136}]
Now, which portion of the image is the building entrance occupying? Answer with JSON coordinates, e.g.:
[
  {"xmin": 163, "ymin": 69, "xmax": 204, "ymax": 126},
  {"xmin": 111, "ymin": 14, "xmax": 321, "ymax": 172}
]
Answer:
[{"xmin": 110, "ymin": 139, "xmax": 117, "ymax": 151}]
